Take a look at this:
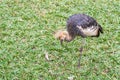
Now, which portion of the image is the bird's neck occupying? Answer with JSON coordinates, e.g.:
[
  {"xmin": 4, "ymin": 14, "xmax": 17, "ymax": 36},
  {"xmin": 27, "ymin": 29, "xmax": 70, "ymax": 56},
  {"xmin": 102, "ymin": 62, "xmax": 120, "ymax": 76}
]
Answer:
[{"xmin": 66, "ymin": 32, "xmax": 74, "ymax": 42}]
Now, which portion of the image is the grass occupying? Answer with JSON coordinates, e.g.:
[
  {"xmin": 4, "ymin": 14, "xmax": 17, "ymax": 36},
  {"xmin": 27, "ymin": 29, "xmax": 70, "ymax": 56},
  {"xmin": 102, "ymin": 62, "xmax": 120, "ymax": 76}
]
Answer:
[{"xmin": 0, "ymin": 0, "xmax": 120, "ymax": 80}]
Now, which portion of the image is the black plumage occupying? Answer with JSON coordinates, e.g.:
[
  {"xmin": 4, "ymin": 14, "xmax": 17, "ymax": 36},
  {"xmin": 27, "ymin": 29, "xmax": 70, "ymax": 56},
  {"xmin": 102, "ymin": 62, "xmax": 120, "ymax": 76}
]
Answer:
[{"xmin": 67, "ymin": 14, "xmax": 103, "ymax": 39}]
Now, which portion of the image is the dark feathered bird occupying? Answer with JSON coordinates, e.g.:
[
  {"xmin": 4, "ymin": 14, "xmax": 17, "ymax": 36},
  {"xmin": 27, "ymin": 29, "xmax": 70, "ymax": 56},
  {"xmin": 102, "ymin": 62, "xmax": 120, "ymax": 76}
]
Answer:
[
  {"xmin": 67, "ymin": 14, "xmax": 103, "ymax": 39},
  {"xmin": 55, "ymin": 14, "xmax": 103, "ymax": 43},
  {"xmin": 54, "ymin": 14, "xmax": 103, "ymax": 67}
]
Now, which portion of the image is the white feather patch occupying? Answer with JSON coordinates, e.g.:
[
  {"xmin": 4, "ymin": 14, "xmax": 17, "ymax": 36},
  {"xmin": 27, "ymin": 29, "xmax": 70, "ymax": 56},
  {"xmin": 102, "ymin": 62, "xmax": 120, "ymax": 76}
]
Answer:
[{"xmin": 77, "ymin": 26, "xmax": 98, "ymax": 36}]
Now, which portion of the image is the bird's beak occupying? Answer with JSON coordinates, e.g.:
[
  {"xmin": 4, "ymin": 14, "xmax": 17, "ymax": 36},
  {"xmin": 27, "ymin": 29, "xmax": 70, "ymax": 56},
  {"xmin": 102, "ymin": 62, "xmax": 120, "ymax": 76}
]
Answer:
[{"xmin": 60, "ymin": 39, "xmax": 63, "ymax": 45}]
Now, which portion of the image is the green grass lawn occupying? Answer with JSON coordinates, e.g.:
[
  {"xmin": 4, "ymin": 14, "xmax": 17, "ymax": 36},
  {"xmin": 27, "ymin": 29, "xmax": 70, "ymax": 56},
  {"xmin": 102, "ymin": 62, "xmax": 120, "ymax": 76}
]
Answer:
[{"xmin": 0, "ymin": 0, "xmax": 120, "ymax": 80}]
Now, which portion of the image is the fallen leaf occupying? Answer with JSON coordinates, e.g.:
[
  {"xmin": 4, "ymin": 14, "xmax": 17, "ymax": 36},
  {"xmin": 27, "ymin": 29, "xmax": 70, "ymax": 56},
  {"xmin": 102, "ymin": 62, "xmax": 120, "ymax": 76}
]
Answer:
[
  {"xmin": 68, "ymin": 75, "xmax": 75, "ymax": 80},
  {"xmin": 45, "ymin": 52, "xmax": 49, "ymax": 61}
]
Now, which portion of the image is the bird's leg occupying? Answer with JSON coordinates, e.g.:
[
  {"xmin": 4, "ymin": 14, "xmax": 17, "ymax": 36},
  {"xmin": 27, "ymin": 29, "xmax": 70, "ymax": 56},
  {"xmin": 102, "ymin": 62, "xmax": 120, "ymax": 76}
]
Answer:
[
  {"xmin": 60, "ymin": 39, "xmax": 63, "ymax": 46},
  {"xmin": 77, "ymin": 46, "xmax": 83, "ymax": 67},
  {"xmin": 77, "ymin": 38, "xmax": 86, "ymax": 68}
]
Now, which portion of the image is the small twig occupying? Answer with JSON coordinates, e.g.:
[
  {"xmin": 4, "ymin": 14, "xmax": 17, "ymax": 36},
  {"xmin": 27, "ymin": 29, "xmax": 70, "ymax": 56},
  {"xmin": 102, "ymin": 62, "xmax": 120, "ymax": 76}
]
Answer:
[{"xmin": 45, "ymin": 52, "xmax": 49, "ymax": 61}]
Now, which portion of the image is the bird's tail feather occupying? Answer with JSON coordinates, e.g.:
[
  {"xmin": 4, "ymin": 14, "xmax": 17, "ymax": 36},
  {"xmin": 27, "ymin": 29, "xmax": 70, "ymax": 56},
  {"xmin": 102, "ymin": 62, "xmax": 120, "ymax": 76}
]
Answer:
[{"xmin": 98, "ymin": 24, "xmax": 103, "ymax": 33}]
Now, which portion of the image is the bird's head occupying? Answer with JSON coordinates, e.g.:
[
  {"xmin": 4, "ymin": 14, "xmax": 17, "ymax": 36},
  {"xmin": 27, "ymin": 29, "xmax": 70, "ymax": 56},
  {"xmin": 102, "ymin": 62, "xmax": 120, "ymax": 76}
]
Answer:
[{"xmin": 54, "ymin": 30, "xmax": 71, "ymax": 45}]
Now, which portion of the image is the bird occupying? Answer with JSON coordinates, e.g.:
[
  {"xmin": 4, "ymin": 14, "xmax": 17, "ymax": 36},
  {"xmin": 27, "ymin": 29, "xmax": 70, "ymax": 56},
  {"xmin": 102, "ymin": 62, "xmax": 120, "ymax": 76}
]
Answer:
[{"xmin": 54, "ymin": 14, "xmax": 103, "ymax": 67}]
